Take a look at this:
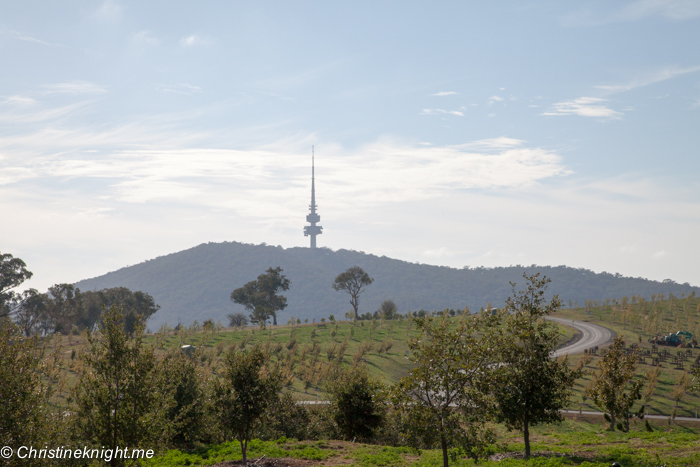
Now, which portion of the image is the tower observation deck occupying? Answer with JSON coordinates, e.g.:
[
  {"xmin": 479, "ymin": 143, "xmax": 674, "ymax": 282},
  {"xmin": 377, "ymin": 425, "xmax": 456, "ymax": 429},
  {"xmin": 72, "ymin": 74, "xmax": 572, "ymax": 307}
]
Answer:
[{"xmin": 303, "ymin": 148, "xmax": 322, "ymax": 248}]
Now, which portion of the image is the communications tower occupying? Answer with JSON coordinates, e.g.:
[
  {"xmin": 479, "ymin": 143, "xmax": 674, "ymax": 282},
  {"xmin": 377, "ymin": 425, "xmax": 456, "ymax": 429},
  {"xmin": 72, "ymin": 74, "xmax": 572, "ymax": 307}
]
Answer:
[{"xmin": 303, "ymin": 147, "xmax": 322, "ymax": 248}]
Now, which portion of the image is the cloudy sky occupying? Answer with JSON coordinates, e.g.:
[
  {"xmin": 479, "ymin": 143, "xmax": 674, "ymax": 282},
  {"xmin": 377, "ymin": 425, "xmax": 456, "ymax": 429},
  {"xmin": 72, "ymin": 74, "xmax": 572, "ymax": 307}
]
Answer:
[{"xmin": 2, "ymin": 0, "xmax": 700, "ymax": 291}]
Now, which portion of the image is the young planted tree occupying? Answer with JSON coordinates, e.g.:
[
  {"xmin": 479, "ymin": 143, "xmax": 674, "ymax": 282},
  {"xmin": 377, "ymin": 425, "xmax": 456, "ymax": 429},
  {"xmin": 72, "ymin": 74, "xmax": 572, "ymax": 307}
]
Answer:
[
  {"xmin": 72, "ymin": 306, "xmax": 173, "ymax": 466},
  {"xmin": 332, "ymin": 266, "xmax": 373, "ymax": 322},
  {"xmin": 0, "ymin": 322, "xmax": 62, "ymax": 467},
  {"xmin": 231, "ymin": 267, "xmax": 290, "ymax": 327},
  {"xmin": 325, "ymin": 365, "xmax": 386, "ymax": 441},
  {"xmin": 393, "ymin": 313, "xmax": 499, "ymax": 467},
  {"xmin": 585, "ymin": 336, "xmax": 646, "ymax": 432},
  {"xmin": 494, "ymin": 273, "xmax": 582, "ymax": 459},
  {"xmin": 213, "ymin": 345, "xmax": 281, "ymax": 462}
]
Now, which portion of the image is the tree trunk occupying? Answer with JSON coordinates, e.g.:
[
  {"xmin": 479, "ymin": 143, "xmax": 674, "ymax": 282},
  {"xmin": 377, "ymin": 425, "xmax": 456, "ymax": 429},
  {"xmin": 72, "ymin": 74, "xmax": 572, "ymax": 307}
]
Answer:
[
  {"xmin": 524, "ymin": 420, "xmax": 531, "ymax": 459},
  {"xmin": 440, "ymin": 433, "xmax": 449, "ymax": 467},
  {"xmin": 609, "ymin": 413, "xmax": 616, "ymax": 431},
  {"xmin": 240, "ymin": 439, "xmax": 247, "ymax": 463},
  {"xmin": 272, "ymin": 312, "xmax": 277, "ymax": 326}
]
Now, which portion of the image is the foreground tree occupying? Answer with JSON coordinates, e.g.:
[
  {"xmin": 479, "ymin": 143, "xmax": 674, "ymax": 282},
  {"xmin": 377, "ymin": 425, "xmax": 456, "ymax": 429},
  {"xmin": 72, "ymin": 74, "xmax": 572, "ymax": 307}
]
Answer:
[
  {"xmin": 585, "ymin": 336, "xmax": 646, "ymax": 432},
  {"xmin": 494, "ymin": 273, "xmax": 582, "ymax": 459},
  {"xmin": 325, "ymin": 365, "xmax": 386, "ymax": 441},
  {"xmin": 231, "ymin": 267, "xmax": 290, "ymax": 327},
  {"xmin": 0, "ymin": 252, "xmax": 33, "ymax": 318},
  {"xmin": 0, "ymin": 322, "xmax": 62, "ymax": 466},
  {"xmin": 213, "ymin": 345, "xmax": 281, "ymax": 462},
  {"xmin": 72, "ymin": 306, "xmax": 172, "ymax": 466},
  {"xmin": 393, "ymin": 312, "xmax": 498, "ymax": 467},
  {"xmin": 332, "ymin": 266, "xmax": 373, "ymax": 322}
]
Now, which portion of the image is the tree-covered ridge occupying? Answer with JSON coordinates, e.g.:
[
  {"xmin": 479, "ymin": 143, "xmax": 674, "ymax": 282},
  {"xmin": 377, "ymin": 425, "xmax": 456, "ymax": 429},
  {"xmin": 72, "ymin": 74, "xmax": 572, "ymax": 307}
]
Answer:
[{"xmin": 74, "ymin": 241, "xmax": 700, "ymax": 329}]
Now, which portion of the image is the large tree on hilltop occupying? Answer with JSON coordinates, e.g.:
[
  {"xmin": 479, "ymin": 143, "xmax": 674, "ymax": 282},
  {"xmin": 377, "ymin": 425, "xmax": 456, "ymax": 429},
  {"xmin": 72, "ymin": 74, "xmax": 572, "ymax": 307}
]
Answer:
[
  {"xmin": 332, "ymin": 266, "xmax": 373, "ymax": 322},
  {"xmin": 231, "ymin": 266, "xmax": 290, "ymax": 327}
]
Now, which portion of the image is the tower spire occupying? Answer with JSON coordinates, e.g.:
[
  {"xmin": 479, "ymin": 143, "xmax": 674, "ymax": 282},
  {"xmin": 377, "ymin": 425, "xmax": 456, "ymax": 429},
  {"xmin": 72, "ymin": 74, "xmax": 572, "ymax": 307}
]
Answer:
[{"xmin": 304, "ymin": 146, "xmax": 322, "ymax": 248}]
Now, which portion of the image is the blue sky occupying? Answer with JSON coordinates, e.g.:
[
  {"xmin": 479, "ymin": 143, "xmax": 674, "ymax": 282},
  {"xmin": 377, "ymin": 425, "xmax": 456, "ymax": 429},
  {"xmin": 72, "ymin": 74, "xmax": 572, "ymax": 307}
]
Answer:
[{"xmin": 1, "ymin": 0, "xmax": 700, "ymax": 292}]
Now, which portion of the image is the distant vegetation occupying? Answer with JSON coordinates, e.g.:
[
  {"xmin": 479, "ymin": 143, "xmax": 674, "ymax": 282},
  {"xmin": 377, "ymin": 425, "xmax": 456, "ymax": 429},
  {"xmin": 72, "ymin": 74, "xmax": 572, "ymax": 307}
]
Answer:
[{"xmin": 74, "ymin": 241, "xmax": 700, "ymax": 329}]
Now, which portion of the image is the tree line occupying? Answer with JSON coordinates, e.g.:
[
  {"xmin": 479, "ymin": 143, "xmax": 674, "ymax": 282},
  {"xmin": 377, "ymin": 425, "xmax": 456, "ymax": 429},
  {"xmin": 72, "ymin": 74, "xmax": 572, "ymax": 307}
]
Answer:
[{"xmin": 1, "ymin": 252, "xmax": 159, "ymax": 337}]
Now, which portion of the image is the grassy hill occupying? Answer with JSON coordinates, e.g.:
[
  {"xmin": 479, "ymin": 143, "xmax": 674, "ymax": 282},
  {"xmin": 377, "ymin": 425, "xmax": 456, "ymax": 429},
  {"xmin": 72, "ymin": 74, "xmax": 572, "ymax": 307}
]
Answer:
[{"xmin": 74, "ymin": 241, "xmax": 700, "ymax": 330}]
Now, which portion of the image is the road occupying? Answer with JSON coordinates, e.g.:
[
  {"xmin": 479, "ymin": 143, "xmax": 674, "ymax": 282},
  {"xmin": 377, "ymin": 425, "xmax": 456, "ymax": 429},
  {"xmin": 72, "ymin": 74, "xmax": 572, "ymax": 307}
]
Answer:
[{"xmin": 547, "ymin": 316, "xmax": 615, "ymax": 358}]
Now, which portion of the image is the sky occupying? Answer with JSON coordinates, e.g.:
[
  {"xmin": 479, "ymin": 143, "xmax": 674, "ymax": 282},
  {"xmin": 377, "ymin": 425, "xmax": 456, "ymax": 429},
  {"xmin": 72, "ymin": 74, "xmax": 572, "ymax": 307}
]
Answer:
[{"xmin": 1, "ymin": 0, "xmax": 700, "ymax": 292}]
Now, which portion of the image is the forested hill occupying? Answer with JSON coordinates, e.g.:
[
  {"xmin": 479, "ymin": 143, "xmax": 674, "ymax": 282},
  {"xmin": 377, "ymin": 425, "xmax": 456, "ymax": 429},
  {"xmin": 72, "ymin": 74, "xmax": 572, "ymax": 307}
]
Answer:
[{"xmin": 75, "ymin": 241, "xmax": 700, "ymax": 330}]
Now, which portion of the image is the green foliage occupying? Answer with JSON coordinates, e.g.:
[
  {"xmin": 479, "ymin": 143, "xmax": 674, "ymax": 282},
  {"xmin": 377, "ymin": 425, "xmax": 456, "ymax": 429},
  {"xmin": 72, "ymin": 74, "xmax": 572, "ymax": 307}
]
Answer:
[
  {"xmin": 231, "ymin": 266, "xmax": 290, "ymax": 327},
  {"xmin": 325, "ymin": 365, "xmax": 386, "ymax": 441},
  {"xmin": 213, "ymin": 345, "xmax": 282, "ymax": 461},
  {"xmin": 0, "ymin": 322, "xmax": 63, "ymax": 466},
  {"xmin": 585, "ymin": 336, "xmax": 646, "ymax": 432},
  {"xmin": 161, "ymin": 349, "xmax": 215, "ymax": 447},
  {"xmin": 333, "ymin": 265, "xmax": 374, "ymax": 320},
  {"xmin": 227, "ymin": 311, "xmax": 248, "ymax": 327},
  {"xmin": 72, "ymin": 305, "xmax": 173, "ymax": 465},
  {"xmin": 393, "ymin": 313, "xmax": 498, "ymax": 467},
  {"xmin": 0, "ymin": 251, "xmax": 32, "ymax": 318},
  {"xmin": 494, "ymin": 274, "xmax": 582, "ymax": 458}
]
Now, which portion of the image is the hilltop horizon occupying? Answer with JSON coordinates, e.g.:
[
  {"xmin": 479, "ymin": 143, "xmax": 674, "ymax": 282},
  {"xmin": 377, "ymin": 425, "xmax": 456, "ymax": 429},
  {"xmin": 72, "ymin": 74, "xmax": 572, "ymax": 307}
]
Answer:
[{"xmin": 75, "ymin": 241, "xmax": 700, "ymax": 330}]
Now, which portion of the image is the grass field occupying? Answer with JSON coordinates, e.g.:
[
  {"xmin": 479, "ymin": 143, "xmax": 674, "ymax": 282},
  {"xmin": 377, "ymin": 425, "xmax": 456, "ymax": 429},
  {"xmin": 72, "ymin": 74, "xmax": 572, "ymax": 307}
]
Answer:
[{"xmin": 143, "ymin": 417, "xmax": 700, "ymax": 467}]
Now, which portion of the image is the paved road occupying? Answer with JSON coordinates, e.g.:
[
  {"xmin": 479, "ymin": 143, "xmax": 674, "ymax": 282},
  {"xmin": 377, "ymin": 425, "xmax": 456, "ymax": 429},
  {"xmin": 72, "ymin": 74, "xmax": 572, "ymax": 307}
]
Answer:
[
  {"xmin": 547, "ymin": 317, "xmax": 615, "ymax": 358},
  {"xmin": 562, "ymin": 410, "xmax": 700, "ymax": 422}
]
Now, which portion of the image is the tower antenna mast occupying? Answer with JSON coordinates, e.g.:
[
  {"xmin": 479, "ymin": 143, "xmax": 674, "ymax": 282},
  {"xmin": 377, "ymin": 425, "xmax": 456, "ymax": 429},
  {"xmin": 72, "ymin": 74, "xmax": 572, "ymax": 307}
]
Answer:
[{"xmin": 303, "ymin": 146, "xmax": 323, "ymax": 248}]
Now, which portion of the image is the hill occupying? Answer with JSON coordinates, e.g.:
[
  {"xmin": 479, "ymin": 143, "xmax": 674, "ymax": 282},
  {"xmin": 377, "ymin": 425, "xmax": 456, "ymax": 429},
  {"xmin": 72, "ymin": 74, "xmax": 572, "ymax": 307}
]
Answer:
[{"xmin": 75, "ymin": 241, "xmax": 699, "ymax": 330}]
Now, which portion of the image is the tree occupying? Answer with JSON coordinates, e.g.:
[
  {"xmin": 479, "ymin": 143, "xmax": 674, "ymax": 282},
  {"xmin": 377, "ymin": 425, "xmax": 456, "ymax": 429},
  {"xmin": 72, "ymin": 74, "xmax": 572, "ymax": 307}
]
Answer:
[
  {"xmin": 585, "ymin": 336, "xmax": 646, "ymax": 432},
  {"xmin": 72, "ymin": 305, "xmax": 173, "ymax": 466},
  {"xmin": 82, "ymin": 287, "xmax": 160, "ymax": 334},
  {"xmin": 493, "ymin": 273, "xmax": 582, "ymax": 459},
  {"xmin": 213, "ymin": 345, "xmax": 281, "ymax": 462},
  {"xmin": 46, "ymin": 283, "xmax": 83, "ymax": 335},
  {"xmin": 227, "ymin": 312, "xmax": 249, "ymax": 328},
  {"xmin": 325, "ymin": 365, "xmax": 385, "ymax": 441},
  {"xmin": 377, "ymin": 299, "xmax": 399, "ymax": 320},
  {"xmin": 231, "ymin": 267, "xmax": 290, "ymax": 327},
  {"xmin": 161, "ymin": 349, "xmax": 212, "ymax": 447},
  {"xmin": 11, "ymin": 288, "xmax": 47, "ymax": 336},
  {"xmin": 0, "ymin": 252, "xmax": 33, "ymax": 318},
  {"xmin": 0, "ymin": 321, "xmax": 61, "ymax": 466},
  {"xmin": 393, "ymin": 313, "xmax": 498, "ymax": 467},
  {"xmin": 332, "ymin": 266, "xmax": 373, "ymax": 322}
]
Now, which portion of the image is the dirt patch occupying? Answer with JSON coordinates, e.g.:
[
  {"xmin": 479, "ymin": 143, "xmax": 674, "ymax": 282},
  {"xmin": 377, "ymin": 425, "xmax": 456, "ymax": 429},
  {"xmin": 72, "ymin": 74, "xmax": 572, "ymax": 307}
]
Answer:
[
  {"xmin": 208, "ymin": 458, "xmax": 317, "ymax": 467},
  {"xmin": 488, "ymin": 451, "xmax": 596, "ymax": 463}
]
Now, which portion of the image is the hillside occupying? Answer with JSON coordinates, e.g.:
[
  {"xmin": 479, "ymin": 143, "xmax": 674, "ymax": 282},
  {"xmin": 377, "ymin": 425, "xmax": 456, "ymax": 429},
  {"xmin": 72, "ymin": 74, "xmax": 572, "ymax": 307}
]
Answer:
[{"xmin": 75, "ymin": 241, "xmax": 700, "ymax": 330}]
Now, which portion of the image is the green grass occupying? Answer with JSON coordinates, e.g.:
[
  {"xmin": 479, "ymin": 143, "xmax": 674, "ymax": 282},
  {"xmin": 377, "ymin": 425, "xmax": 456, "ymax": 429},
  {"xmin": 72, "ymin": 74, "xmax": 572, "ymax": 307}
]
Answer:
[{"xmin": 143, "ymin": 419, "xmax": 700, "ymax": 467}]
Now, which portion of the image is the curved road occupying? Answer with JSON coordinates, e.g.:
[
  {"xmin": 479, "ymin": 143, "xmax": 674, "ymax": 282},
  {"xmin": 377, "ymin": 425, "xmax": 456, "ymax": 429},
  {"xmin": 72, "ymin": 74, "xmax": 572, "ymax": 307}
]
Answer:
[{"xmin": 547, "ymin": 317, "xmax": 615, "ymax": 358}]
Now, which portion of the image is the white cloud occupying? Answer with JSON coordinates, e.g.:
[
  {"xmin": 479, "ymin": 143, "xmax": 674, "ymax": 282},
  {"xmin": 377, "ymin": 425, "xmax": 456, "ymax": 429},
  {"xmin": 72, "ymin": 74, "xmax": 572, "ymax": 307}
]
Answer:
[
  {"xmin": 92, "ymin": 0, "xmax": 123, "ymax": 21},
  {"xmin": 618, "ymin": 0, "xmax": 700, "ymax": 21},
  {"xmin": 421, "ymin": 108, "xmax": 464, "ymax": 116},
  {"xmin": 564, "ymin": 0, "xmax": 700, "ymax": 25},
  {"xmin": 156, "ymin": 83, "xmax": 203, "ymax": 95},
  {"xmin": 489, "ymin": 96, "xmax": 504, "ymax": 103},
  {"xmin": 132, "ymin": 30, "xmax": 159, "ymax": 46},
  {"xmin": 3, "ymin": 30, "xmax": 58, "ymax": 46},
  {"xmin": 653, "ymin": 250, "xmax": 667, "ymax": 258},
  {"xmin": 594, "ymin": 65, "xmax": 700, "ymax": 94},
  {"xmin": 179, "ymin": 34, "xmax": 212, "ymax": 47},
  {"xmin": 431, "ymin": 91, "xmax": 458, "ymax": 96},
  {"xmin": 42, "ymin": 81, "xmax": 108, "ymax": 95},
  {"xmin": 542, "ymin": 97, "xmax": 622, "ymax": 119},
  {"xmin": 3, "ymin": 95, "xmax": 38, "ymax": 106}
]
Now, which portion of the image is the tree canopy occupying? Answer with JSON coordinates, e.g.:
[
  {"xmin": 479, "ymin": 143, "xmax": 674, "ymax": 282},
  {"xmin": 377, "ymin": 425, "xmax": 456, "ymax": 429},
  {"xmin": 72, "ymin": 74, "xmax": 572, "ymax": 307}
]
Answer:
[
  {"xmin": 0, "ymin": 252, "xmax": 33, "ymax": 318},
  {"xmin": 493, "ymin": 273, "xmax": 582, "ymax": 458},
  {"xmin": 332, "ymin": 266, "xmax": 374, "ymax": 321},
  {"xmin": 231, "ymin": 266, "xmax": 290, "ymax": 327}
]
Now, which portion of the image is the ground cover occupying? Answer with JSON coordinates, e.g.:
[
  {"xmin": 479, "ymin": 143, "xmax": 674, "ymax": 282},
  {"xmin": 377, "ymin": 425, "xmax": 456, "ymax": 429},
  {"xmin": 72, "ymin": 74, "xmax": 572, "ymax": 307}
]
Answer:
[{"xmin": 143, "ymin": 418, "xmax": 700, "ymax": 467}]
